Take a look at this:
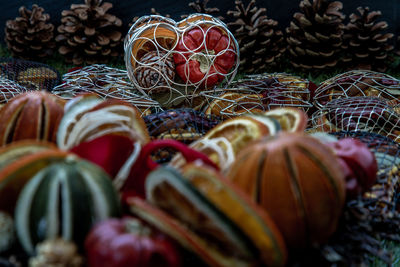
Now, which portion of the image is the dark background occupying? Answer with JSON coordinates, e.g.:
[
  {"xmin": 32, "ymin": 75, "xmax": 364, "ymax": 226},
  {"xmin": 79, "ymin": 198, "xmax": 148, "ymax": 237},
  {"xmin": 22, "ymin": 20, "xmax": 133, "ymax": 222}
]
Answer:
[{"xmin": 0, "ymin": 0, "xmax": 399, "ymax": 42}]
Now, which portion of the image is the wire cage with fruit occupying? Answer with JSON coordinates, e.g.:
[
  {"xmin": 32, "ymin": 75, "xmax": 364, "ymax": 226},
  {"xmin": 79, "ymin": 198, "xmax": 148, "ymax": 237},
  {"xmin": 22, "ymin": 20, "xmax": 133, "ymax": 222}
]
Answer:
[{"xmin": 124, "ymin": 14, "xmax": 240, "ymax": 108}]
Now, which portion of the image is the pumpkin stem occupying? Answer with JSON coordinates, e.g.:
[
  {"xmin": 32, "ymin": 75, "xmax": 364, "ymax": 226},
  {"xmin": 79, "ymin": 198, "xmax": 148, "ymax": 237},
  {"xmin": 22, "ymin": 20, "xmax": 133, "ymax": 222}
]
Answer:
[{"xmin": 192, "ymin": 50, "xmax": 215, "ymax": 73}]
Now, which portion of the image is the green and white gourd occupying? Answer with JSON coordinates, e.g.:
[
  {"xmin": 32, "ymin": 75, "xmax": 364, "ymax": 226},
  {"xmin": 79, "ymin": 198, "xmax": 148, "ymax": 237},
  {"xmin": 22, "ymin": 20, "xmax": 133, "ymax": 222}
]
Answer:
[{"xmin": 15, "ymin": 156, "xmax": 120, "ymax": 255}]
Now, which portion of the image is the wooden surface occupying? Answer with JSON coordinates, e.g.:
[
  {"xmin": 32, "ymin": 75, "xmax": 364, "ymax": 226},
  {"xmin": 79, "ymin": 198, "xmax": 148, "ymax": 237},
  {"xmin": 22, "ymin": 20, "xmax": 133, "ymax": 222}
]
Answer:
[{"xmin": 0, "ymin": 0, "xmax": 399, "ymax": 42}]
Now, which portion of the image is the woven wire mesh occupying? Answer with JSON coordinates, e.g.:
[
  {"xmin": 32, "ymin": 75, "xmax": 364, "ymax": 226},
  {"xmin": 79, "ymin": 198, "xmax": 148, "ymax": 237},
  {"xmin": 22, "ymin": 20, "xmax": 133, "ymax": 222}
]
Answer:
[
  {"xmin": 0, "ymin": 57, "xmax": 61, "ymax": 91},
  {"xmin": 311, "ymin": 96, "xmax": 400, "ymax": 142},
  {"xmin": 0, "ymin": 77, "xmax": 28, "ymax": 103},
  {"xmin": 314, "ymin": 70, "xmax": 400, "ymax": 109},
  {"xmin": 143, "ymin": 108, "xmax": 221, "ymax": 163},
  {"xmin": 52, "ymin": 64, "xmax": 162, "ymax": 116},
  {"xmin": 199, "ymin": 73, "xmax": 313, "ymax": 118},
  {"xmin": 124, "ymin": 14, "xmax": 239, "ymax": 108}
]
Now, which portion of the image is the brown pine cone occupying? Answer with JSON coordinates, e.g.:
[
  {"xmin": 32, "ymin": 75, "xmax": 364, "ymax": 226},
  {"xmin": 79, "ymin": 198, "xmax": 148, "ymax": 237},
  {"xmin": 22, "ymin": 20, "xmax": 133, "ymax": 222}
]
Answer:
[
  {"xmin": 342, "ymin": 7, "xmax": 394, "ymax": 72},
  {"xmin": 286, "ymin": 0, "xmax": 345, "ymax": 70},
  {"xmin": 5, "ymin": 5, "xmax": 55, "ymax": 60},
  {"xmin": 134, "ymin": 50, "xmax": 175, "ymax": 94},
  {"xmin": 56, "ymin": 0, "xmax": 123, "ymax": 65}
]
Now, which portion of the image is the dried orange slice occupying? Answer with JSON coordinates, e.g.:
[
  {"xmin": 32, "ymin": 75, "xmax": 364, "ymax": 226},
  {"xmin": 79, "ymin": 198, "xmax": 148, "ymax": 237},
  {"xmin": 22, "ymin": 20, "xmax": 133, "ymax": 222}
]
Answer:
[
  {"xmin": 202, "ymin": 116, "xmax": 280, "ymax": 155},
  {"xmin": 177, "ymin": 14, "xmax": 216, "ymax": 28},
  {"xmin": 180, "ymin": 163, "xmax": 288, "ymax": 266},
  {"xmin": 129, "ymin": 24, "xmax": 178, "ymax": 69},
  {"xmin": 205, "ymin": 92, "xmax": 264, "ymax": 118},
  {"xmin": 248, "ymin": 107, "xmax": 308, "ymax": 133},
  {"xmin": 146, "ymin": 166, "xmax": 254, "ymax": 266},
  {"xmin": 170, "ymin": 116, "xmax": 280, "ymax": 172}
]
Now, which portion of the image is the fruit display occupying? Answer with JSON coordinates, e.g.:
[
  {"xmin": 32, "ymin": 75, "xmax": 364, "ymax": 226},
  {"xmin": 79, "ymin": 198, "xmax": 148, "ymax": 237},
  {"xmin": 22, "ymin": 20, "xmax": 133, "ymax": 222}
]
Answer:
[
  {"xmin": 1, "ymin": 5, "xmax": 400, "ymax": 266},
  {"xmin": 125, "ymin": 14, "xmax": 239, "ymax": 107}
]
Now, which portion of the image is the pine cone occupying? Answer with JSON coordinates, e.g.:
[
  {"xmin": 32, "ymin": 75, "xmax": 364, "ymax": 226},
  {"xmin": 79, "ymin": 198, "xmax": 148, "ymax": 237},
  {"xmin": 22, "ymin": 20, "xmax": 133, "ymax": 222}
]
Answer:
[
  {"xmin": 342, "ymin": 7, "xmax": 394, "ymax": 72},
  {"xmin": 227, "ymin": 0, "xmax": 285, "ymax": 73},
  {"xmin": 4, "ymin": 5, "xmax": 55, "ymax": 60},
  {"xmin": 286, "ymin": 0, "xmax": 345, "ymax": 70},
  {"xmin": 182, "ymin": 0, "xmax": 224, "ymax": 20},
  {"xmin": 135, "ymin": 50, "xmax": 175, "ymax": 94},
  {"xmin": 56, "ymin": 0, "xmax": 123, "ymax": 65}
]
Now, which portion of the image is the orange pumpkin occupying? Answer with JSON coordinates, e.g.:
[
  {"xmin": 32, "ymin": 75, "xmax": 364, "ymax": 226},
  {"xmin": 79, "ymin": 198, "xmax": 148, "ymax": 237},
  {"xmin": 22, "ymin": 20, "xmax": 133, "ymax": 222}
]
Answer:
[
  {"xmin": 0, "ymin": 91, "xmax": 65, "ymax": 145},
  {"xmin": 227, "ymin": 132, "xmax": 346, "ymax": 249}
]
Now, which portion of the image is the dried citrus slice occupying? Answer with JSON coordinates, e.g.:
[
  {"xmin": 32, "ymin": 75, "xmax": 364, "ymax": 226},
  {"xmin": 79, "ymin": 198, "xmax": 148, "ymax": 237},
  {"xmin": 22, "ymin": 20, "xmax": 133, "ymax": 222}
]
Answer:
[
  {"xmin": 248, "ymin": 107, "xmax": 308, "ymax": 133},
  {"xmin": 177, "ymin": 14, "xmax": 216, "ymax": 28},
  {"xmin": 130, "ymin": 24, "xmax": 178, "ymax": 69},
  {"xmin": 202, "ymin": 116, "xmax": 280, "ymax": 155},
  {"xmin": 180, "ymin": 163, "xmax": 287, "ymax": 266},
  {"xmin": 128, "ymin": 197, "xmax": 248, "ymax": 267},
  {"xmin": 171, "ymin": 116, "xmax": 280, "ymax": 171},
  {"xmin": 204, "ymin": 92, "xmax": 264, "ymax": 118},
  {"xmin": 146, "ymin": 166, "xmax": 256, "ymax": 266}
]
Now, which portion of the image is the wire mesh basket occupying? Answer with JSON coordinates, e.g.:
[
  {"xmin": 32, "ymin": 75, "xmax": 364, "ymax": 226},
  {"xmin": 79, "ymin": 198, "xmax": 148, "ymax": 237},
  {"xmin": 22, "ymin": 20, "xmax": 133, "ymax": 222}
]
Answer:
[
  {"xmin": 0, "ymin": 77, "xmax": 28, "ymax": 104},
  {"xmin": 143, "ymin": 108, "xmax": 221, "ymax": 163},
  {"xmin": 199, "ymin": 73, "xmax": 314, "ymax": 118},
  {"xmin": 52, "ymin": 64, "xmax": 162, "ymax": 115},
  {"xmin": 0, "ymin": 57, "xmax": 61, "ymax": 91},
  {"xmin": 314, "ymin": 70, "xmax": 400, "ymax": 109},
  {"xmin": 144, "ymin": 108, "xmax": 221, "ymax": 143},
  {"xmin": 310, "ymin": 96, "xmax": 400, "ymax": 142},
  {"xmin": 124, "ymin": 14, "xmax": 239, "ymax": 108}
]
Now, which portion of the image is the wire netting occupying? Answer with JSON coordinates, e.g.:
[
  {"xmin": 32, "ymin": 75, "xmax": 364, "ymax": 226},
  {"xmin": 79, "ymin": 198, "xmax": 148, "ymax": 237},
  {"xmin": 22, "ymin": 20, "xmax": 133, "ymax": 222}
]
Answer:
[
  {"xmin": 52, "ymin": 64, "xmax": 162, "ymax": 116},
  {"xmin": 314, "ymin": 70, "xmax": 400, "ymax": 109},
  {"xmin": 310, "ymin": 96, "xmax": 400, "ymax": 142},
  {"xmin": 0, "ymin": 57, "xmax": 61, "ymax": 91},
  {"xmin": 200, "ymin": 73, "xmax": 314, "ymax": 118},
  {"xmin": 0, "ymin": 77, "xmax": 28, "ymax": 103}
]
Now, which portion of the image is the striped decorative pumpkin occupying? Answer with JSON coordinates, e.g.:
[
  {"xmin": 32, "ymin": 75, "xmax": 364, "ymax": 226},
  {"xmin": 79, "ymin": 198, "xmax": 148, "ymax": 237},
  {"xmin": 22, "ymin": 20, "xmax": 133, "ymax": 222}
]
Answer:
[
  {"xmin": 57, "ymin": 94, "xmax": 150, "ymax": 150},
  {"xmin": 227, "ymin": 132, "xmax": 346, "ymax": 249},
  {"xmin": 15, "ymin": 157, "xmax": 120, "ymax": 255},
  {"xmin": 0, "ymin": 142, "xmax": 67, "ymax": 214},
  {"xmin": 0, "ymin": 91, "xmax": 65, "ymax": 145}
]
